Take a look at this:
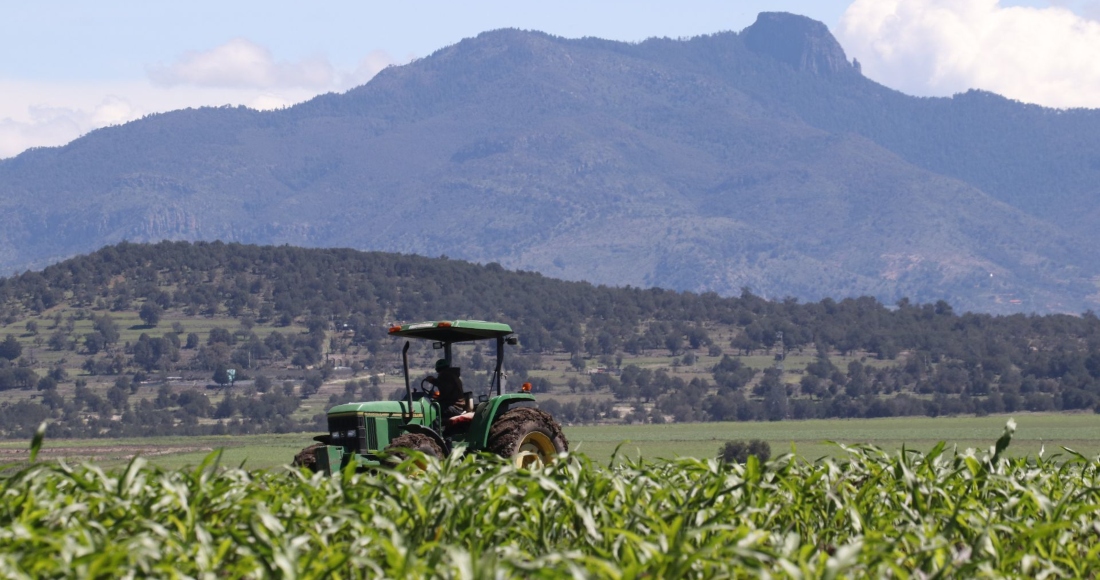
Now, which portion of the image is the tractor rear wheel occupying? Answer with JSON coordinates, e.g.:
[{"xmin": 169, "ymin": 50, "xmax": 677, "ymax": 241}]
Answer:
[
  {"xmin": 292, "ymin": 443, "xmax": 323, "ymax": 471},
  {"xmin": 385, "ymin": 433, "xmax": 445, "ymax": 464},
  {"xmin": 486, "ymin": 408, "xmax": 568, "ymax": 468}
]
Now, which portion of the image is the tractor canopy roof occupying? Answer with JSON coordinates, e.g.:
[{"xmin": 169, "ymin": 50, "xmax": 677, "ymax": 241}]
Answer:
[{"xmin": 388, "ymin": 320, "xmax": 513, "ymax": 343}]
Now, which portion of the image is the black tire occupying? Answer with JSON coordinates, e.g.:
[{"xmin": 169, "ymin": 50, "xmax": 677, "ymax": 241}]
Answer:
[
  {"xmin": 486, "ymin": 408, "xmax": 568, "ymax": 467},
  {"xmin": 293, "ymin": 443, "xmax": 323, "ymax": 471},
  {"xmin": 385, "ymin": 432, "xmax": 445, "ymax": 463}
]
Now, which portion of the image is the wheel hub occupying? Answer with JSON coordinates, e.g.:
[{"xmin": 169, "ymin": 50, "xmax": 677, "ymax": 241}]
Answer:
[{"xmin": 514, "ymin": 432, "xmax": 556, "ymax": 468}]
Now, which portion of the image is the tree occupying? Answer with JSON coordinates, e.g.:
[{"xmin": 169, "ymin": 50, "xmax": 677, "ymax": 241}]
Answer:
[
  {"xmin": 764, "ymin": 382, "xmax": 789, "ymax": 422},
  {"xmin": 83, "ymin": 332, "xmax": 106, "ymax": 355},
  {"xmin": 214, "ymin": 395, "xmax": 237, "ymax": 419},
  {"xmin": 706, "ymin": 389, "xmax": 741, "ymax": 421},
  {"xmin": 638, "ymin": 369, "xmax": 668, "ymax": 403},
  {"xmin": 139, "ymin": 302, "xmax": 163, "ymax": 327},
  {"xmin": 800, "ymin": 374, "xmax": 825, "ymax": 399},
  {"xmin": 364, "ymin": 383, "xmax": 383, "ymax": 400},
  {"xmin": 107, "ymin": 384, "xmax": 129, "ymax": 411},
  {"xmin": 664, "ymin": 333, "xmax": 683, "ymax": 356},
  {"xmin": 845, "ymin": 361, "xmax": 868, "ymax": 398},
  {"xmin": 207, "ymin": 327, "xmax": 234, "ymax": 346},
  {"xmin": 292, "ymin": 347, "xmax": 319, "ymax": 369},
  {"xmin": 93, "ymin": 315, "xmax": 120, "ymax": 346},
  {"xmin": 302, "ymin": 372, "xmax": 324, "ymax": 396},
  {"xmin": 177, "ymin": 389, "xmax": 211, "ymax": 417},
  {"xmin": 114, "ymin": 375, "xmax": 132, "ymax": 393},
  {"xmin": 570, "ymin": 352, "xmax": 586, "ymax": 372},
  {"xmin": 719, "ymin": 439, "xmax": 771, "ymax": 464},
  {"xmin": 212, "ymin": 365, "xmax": 231, "ymax": 386},
  {"xmin": 47, "ymin": 330, "xmax": 68, "ymax": 351},
  {"xmin": 712, "ymin": 355, "xmax": 756, "ymax": 390},
  {"xmin": 48, "ymin": 364, "xmax": 68, "ymax": 382},
  {"xmin": 686, "ymin": 326, "xmax": 711, "ymax": 349},
  {"xmin": 0, "ymin": 335, "xmax": 22, "ymax": 361}
]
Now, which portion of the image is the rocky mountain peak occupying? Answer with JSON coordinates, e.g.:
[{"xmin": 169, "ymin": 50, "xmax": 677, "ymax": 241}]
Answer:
[{"xmin": 741, "ymin": 12, "xmax": 856, "ymax": 77}]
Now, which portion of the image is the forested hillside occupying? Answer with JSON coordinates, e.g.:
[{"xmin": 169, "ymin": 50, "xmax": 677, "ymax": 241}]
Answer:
[
  {"xmin": 0, "ymin": 242, "xmax": 1097, "ymax": 439},
  {"xmin": 1, "ymin": 13, "xmax": 1099, "ymax": 312}
]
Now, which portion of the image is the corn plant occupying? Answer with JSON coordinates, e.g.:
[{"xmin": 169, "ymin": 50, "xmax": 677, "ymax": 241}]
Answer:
[{"xmin": 1, "ymin": 420, "xmax": 1098, "ymax": 578}]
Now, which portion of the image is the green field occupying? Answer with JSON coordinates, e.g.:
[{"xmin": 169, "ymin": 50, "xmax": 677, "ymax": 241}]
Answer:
[
  {"xmin": 3, "ymin": 413, "xmax": 1097, "ymax": 470},
  {"xmin": 4, "ymin": 420, "xmax": 1098, "ymax": 577},
  {"xmin": 566, "ymin": 413, "xmax": 1100, "ymax": 461}
]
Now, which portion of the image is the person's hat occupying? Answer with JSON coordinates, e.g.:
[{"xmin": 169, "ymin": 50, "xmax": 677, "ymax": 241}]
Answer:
[{"xmin": 435, "ymin": 359, "xmax": 450, "ymax": 371}]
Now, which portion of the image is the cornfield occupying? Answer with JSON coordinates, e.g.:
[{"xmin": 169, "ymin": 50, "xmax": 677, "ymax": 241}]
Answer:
[{"xmin": 2, "ymin": 420, "xmax": 1099, "ymax": 578}]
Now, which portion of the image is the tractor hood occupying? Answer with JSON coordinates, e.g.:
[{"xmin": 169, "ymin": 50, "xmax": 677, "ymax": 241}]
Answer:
[{"xmin": 327, "ymin": 400, "xmax": 432, "ymax": 417}]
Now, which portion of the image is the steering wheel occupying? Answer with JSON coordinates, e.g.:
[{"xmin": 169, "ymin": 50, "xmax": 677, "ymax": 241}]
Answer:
[{"xmin": 419, "ymin": 378, "xmax": 437, "ymax": 398}]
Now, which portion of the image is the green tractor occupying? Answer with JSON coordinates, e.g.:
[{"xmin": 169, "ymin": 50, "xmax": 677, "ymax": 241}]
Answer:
[{"xmin": 294, "ymin": 320, "xmax": 568, "ymax": 473}]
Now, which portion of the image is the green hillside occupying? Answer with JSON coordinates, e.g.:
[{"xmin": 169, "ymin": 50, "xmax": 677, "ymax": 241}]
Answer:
[{"xmin": 0, "ymin": 242, "xmax": 1097, "ymax": 440}]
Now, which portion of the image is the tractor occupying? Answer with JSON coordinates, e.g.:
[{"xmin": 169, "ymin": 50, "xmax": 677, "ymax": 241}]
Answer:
[{"xmin": 293, "ymin": 320, "xmax": 568, "ymax": 473}]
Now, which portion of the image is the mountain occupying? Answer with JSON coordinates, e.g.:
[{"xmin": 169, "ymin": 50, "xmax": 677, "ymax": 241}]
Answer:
[{"xmin": 2, "ymin": 12, "xmax": 1099, "ymax": 313}]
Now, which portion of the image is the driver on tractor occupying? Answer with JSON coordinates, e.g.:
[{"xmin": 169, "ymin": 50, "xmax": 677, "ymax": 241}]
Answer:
[{"xmin": 426, "ymin": 359, "xmax": 466, "ymax": 418}]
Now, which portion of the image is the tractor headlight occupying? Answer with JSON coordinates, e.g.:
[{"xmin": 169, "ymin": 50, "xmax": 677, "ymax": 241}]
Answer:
[
  {"xmin": 331, "ymin": 431, "xmax": 340, "ymax": 439},
  {"xmin": 346, "ymin": 429, "xmax": 357, "ymax": 438}
]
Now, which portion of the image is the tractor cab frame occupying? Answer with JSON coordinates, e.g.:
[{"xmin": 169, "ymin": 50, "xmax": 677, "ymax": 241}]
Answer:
[{"xmin": 392, "ymin": 319, "xmax": 519, "ymax": 408}]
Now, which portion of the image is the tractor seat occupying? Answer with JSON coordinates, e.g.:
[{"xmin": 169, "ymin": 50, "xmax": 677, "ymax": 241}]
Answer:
[
  {"xmin": 443, "ymin": 411, "xmax": 475, "ymax": 437},
  {"xmin": 447, "ymin": 412, "xmax": 475, "ymax": 426}
]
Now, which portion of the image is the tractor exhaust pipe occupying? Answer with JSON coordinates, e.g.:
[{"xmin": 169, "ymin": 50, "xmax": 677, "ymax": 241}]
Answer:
[
  {"xmin": 495, "ymin": 336, "xmax": 505, "ymax": 397},
  {"xmin": 401, "ymin": 341, "xmax": 412, "ymax": 423}
]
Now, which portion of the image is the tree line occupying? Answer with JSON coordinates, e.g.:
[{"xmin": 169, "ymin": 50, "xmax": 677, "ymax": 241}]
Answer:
[{"xmin": 0, "ymin": 241, "xmax": 1098, "ymax": 437}]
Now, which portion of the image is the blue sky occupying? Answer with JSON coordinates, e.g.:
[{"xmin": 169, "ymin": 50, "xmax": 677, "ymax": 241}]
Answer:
[
  {"xmin": 2, "ymin": 0, "xmax": 1099, "ymax": 157},
  {"xmin": 1, "ymin": 1, "xmax": 853, "ymax": 80}
]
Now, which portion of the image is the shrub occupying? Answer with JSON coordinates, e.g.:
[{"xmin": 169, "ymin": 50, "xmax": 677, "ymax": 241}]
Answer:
[{"xmin": 719, "ymin": 439, "xmax": 771, "ymax": 463}]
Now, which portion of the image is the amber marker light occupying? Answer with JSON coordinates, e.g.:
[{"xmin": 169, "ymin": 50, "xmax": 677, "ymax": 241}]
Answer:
[
  {"xmin": 521, "ymin": 382, "xmax": 532, "ymax": 393},
  {"xmin": 437, "ymin": 321, "xmax": 452, "ymax": 328},
  {"xmin": 388, "ymin": 325, "xmax": 402, "ymax": 333}
]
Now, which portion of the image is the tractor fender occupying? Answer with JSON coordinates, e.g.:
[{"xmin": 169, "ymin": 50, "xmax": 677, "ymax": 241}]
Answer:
[
  {"xmin": 401, "ymin": 423, "xmax": 450, "ymax": 456},
  {"xmin": 468, "ymin": 394, "xmax": 538, "ymax": 451}
]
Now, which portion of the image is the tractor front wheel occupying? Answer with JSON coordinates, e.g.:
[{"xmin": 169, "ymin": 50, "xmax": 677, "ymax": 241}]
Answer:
[
  {"xmin": 385, "ymin": 433, "xmax": 445, "ymax": 465},
  {"xmin": 486, "ymin": 408, "xmax": 568, "ymax": 468},
  {"xmin": 292, "ymin": 443, "xmax": 323, "ymax": 471}
]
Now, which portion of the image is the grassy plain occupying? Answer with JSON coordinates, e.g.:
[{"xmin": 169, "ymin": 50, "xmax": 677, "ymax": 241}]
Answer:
[
  {"xmin": 566, "ymin": 413, "xmax": 1100, "ymax": 461},
  {"xmin": 3, "ymin": 413, "xmax": 1096, "ymax": 471}
]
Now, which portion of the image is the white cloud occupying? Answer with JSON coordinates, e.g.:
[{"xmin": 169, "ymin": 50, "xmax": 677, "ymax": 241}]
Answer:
[
  {"xmin": 0, "ymin": 41, "xmax": 401, "ymax": 159},
  {"xmin": 148, "ymin": 38, "xmax": 336, "ymax": 89},
  {"xmin": 0, "ymin": 95, "xmax": 141, "ymax": 158},
  {"xmin": 340, "ymin": 49, "xmax": 400, "ymax": 88},
  {"xmin": 838, "ymin": 0, "xmax": 1100, "ymax": 108},
  {"xmin": 148, "ymin": 39, "xmax": 400, "ymax": 91},
  {"xmin": 0, "ymin": 80, "xmax": 319, "ymax": 159},
  {"xmin": 0, "ymin": 112, "xmax": 81, "ymax": 158}
]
